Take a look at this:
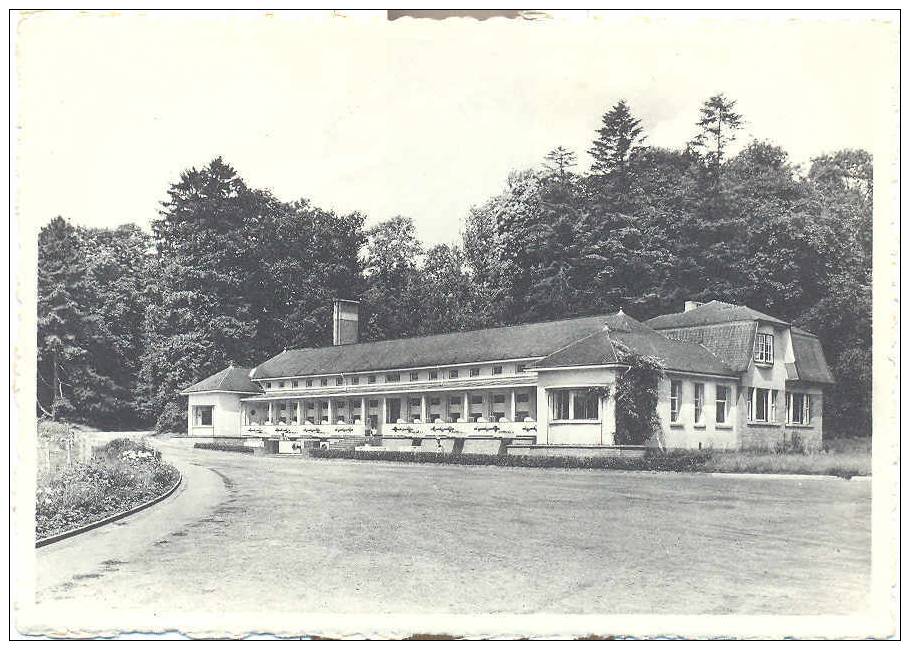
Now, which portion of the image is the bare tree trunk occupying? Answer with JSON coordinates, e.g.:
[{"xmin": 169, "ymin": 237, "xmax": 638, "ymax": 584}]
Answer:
[{"xmin": 51, "ymin": 351, "xmax": 58, "ymax": 420}]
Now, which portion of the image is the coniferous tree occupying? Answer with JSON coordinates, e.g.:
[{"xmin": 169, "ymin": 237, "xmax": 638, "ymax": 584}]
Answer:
[
  {"xmin": 543, "ymin": 146, "xmax": 578, "ymax": 182},
  {"xmin": 137, "ymin": 158, "xmax": 283, "ymax": 430},
  {"xmin": 589, "ymin": 100, "xmax": 646, "ymax": 178},
  {"xmin": 37, "ymin": 217, "xmax": 126, "ymax": 423}
]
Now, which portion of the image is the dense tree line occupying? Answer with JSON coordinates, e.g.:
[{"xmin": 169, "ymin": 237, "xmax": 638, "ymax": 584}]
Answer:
[{"xmin": 37, "ymin": 95, "xmax": 872, "ymax": 437}]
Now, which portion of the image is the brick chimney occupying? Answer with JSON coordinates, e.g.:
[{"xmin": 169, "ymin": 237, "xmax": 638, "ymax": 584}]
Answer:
[
  {"xmin": 684, "ymin": 300, "xmax": 703, "ymax": 312},
  {"xmin": 332, "ymin": 299, "xmax": 360, "ymax": 346}
]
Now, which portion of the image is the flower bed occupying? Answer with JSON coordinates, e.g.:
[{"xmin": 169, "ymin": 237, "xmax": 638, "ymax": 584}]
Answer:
[{"xmin": 36, "ymin": 438, "xmax": 180, "ymax": 540}]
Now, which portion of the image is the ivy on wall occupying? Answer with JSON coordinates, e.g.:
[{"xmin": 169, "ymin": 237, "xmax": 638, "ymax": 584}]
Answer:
[{"xmin": 612, "ymin": 342, "xmax": 664, "ymax": 446}]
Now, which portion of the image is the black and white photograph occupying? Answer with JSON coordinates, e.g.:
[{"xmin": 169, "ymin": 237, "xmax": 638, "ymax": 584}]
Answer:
[{"xmin": 9, "ymin": 8, "xmax": 901, "ymax": 640}]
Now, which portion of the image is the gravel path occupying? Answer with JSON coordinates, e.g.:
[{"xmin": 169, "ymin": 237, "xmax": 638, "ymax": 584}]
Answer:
[{"xmin": 22, "ymin": 435, "xmax": 871, "ymax": 636}]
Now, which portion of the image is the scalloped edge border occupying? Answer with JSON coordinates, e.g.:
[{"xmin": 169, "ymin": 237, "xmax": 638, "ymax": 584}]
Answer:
[{"xmin": 36, "ymin": 471, "xmax": 183, "ymax": 548}]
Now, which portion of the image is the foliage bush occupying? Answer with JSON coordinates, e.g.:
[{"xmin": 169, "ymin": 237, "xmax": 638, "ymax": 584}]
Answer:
[
  {"xmin": 36, "ymin": 438, "xmax": 179, "ymax": 540},
  {"xmin": 194, "ymin": 442, "xmax": 254, "ymax": 454},
  {"xmin": 612, "ymin": 343, "xmax": 664, "ymax": 446}
]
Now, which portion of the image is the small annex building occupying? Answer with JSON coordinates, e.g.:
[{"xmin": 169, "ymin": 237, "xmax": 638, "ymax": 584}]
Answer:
[{"xmin": 181, "ymin": 299, "xmax": 834, "ymax": 453}]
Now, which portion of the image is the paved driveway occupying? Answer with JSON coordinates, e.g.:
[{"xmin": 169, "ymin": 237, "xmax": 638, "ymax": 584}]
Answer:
[{"xmin": 26, "ymin": 436, "xmax": 871, "ymax": 634}]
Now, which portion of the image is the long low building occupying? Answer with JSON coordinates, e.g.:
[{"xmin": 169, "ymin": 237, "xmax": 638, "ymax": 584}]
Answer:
[{"xmin": 181, "ymin": 299, "xmax": 834, "ymax": 452}]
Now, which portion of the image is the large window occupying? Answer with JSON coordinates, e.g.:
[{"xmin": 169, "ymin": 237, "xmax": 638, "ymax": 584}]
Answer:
[
  {"xmin": 754, "ymin": 333, "xmax": 774, "ymax": 365},
  {"xmin": 750, "ymin": 387, "xmax": 775, "ymax": 422},
  {"xmin": 787, "ymin": 392, "xmax": 811, "ymax": 425},
  {"xmin": 385, "ymin": 373, "xmax": 400, "ymax": 383},
  {"xmin": 469, "ymin": 367, "xmax": 480, "ymax": 377},
  {"xmin": 193, "ymin": 405, "xmax": 213, "ymax": 426},
  {"xmin": 715, "ymin": 385, "xmax": 729, "ymax": 424},
  {"xmin": 670, "ymin": 380, "xmax": 682, "ymax": 423},
  {"xmin": 551, "ymin": 390, "xmax": 599, "ymax": 421},
  {"xmin": 409, "ymin": 372, "xmax": 419, "ymax": 382},
  {"xmin": 693, "ymin": 383, "xmax": 705, "ymax": 425}
]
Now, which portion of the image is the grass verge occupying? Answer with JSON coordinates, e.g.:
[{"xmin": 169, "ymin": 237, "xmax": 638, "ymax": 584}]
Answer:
[
  {"xmin": 36, "ymin": 438, "xmax": 180, "ymax": 540},
  {"xmin": 308, "ymin": 447, "xmax": 870, "ymax": 478}
]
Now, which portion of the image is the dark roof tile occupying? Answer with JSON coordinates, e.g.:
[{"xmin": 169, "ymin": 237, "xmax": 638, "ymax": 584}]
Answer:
[
  {"xmin": 251, "ymin": 315, "xmax": 617, "ymax": 379},
  {"xmin": 789, "ymin": 331, "xmax": 836, "ymax": 384},
  {"xmin": 646, "ymin": 300, "xmax": 789, "ymax": 330},
  {"xmin": 536, "ymin": 312, "xmax": 736, "ymax": 376},
  {"xmin": 182, "ymin": 366, "xmax": 261, "ymax": 394},
  {"xmin": 653, "ymin": 321, "xmax": 757, "ymax": 372}
]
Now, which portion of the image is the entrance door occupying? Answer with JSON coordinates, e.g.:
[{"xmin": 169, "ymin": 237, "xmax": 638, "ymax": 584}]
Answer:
[{"xmin": 386, "ymin": 398, "xmax": 401, "ymax": 423}]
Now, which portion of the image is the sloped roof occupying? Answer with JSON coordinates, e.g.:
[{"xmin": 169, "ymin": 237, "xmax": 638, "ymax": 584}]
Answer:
[
  {"xmin": 652, "ymin": 321, "xmax": 758, "ymax": 372},
  {"xmin": 646, "ymin": 300, "xmax": 789, "ymax": 330},
  {"xmin": 251, "ymin": 314, "xmax": 617, "ymax": 379},
  {"xmin": 536, "ymin": 312, "xmax": 736, "ymax": 377},
  {"xmin": 181, "ymin": 366, "xmax": 262, "ymax": 394},
  {"xmin": 789, "ymin": 330, "xmax": 836, "ymax": 384}
]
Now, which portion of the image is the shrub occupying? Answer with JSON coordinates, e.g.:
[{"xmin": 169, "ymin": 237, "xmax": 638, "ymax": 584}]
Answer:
[
  {"xmin": 307, "ymin": 447, "xmax": 714, "ymax": 472},
  {"xmin": 773, "ymin": 434, "xmax": 807, "ymax": 455},
  {"xmin": 36, "ymin": 439, "xmax": 179, "ymax": 540},
  {"xmin": 194, "ymin": 442, "xmax": 254, "ymax": 454}
]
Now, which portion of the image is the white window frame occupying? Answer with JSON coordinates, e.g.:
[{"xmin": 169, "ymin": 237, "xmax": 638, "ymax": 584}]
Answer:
[
  {"xmin": 669, "ymin": 380, "xmax": 682, "ymax": 423},
  {"xmin": 787, "ymin": 392, "xmax": 812, "ymax": 425},
  {"xmin": 715, "ymin": 385, "xmax": 729, "ymax": 424},
  {"xmin": 750, "ymin": 387, "xmax": 773, "ymax": 422},
  {"xmin": 193, "ymin": 405, "xmax": 214, "ymax": 427},
  {"xmin": 754, "ymin": 332, "xmax": 774, "ymax": 365},
  {"xmin": 693, "ymin": 383, "xmax": 705, "ymax": 425}
]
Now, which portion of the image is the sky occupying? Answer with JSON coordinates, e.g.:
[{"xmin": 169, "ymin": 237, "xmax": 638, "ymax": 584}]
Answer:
[{"xmin": 14, "ymin": 10, "xmax": 898, "ymax": 246}]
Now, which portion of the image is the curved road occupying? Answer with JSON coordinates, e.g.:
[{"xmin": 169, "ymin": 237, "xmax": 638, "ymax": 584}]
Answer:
[{"xmin": 26, "ymin": 436, "xmax": 871, "ymax": 634}]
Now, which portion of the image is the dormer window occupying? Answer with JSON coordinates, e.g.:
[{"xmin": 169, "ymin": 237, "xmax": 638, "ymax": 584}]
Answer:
[{"xmin": 754, "ymin": 333, "xmax": 774, "ymax": 365}]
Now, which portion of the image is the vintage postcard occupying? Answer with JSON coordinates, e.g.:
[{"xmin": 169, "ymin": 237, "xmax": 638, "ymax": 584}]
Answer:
[{"xmin": 9, "ymin": 9, "xmax": 900, "ymax": 640}]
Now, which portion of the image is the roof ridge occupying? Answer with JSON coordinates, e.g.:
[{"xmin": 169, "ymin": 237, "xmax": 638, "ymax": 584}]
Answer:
[
  {"xmin": 539, "ymin": 325, "xmax": 612, "ymax": 362},
  {"xmin": 275, "ymin": 312, "xmax": 619, "ymax": 357}
]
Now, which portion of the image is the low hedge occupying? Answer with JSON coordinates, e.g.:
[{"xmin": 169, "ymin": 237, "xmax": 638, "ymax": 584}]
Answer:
[
  {"xmin": 194, "ymin": 442, "xmax": 254, "ymax": 454},
  {"xmin": 308, "ymin": 447, "xmax": 713, "ymax": 472}
]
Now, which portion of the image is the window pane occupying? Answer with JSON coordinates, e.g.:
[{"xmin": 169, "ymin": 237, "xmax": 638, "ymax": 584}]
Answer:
[
  {"xmin": 573, "ymin": 390, "xmax": 598, "ymax": 420},
  {"xmin": 715, "ymin": 385, "xmax": 728, "ymax": 424},
  {"xmin": 670, "ymin": 380, "xmax": 681, "ymax": 422},
  {"xmin": 552, "ymin": 391, "xmax": 570, "ymax": 420}
]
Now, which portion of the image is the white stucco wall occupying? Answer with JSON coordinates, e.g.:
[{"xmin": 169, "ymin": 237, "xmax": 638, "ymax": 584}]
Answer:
[
  {"xmin": 186, "ymin": 391, "xmax": 245, "ymax": 438},
  {"xmin": 656, "ymin": 376, "xmax": 740, "ymax": 450},
  {"xmin": 535, "ymin": 368, "xmax": 618, "ymax": 446}
]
